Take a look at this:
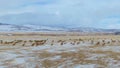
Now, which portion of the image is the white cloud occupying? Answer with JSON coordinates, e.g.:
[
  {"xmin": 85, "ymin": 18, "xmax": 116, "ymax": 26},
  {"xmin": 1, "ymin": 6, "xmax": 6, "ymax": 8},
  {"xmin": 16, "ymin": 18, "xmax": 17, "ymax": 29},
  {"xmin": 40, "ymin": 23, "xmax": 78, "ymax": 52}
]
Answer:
[{"xmin": 0, "ymin": 0, "xmax": 120, "ymax": 28}]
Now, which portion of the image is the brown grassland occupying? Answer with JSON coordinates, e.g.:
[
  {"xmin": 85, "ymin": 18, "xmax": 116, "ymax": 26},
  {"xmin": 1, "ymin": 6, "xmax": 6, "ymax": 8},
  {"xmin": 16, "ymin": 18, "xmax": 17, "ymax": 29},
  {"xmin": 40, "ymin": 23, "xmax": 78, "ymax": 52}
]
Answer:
[{"xmin": 0, "ymin": 32, "xmax": 120, "ymax": 68}]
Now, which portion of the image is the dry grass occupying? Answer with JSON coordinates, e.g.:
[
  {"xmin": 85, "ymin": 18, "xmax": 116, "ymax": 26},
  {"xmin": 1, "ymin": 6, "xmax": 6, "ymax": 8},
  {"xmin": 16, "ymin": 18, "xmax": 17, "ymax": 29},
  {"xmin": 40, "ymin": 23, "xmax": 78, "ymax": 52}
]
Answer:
[{"xmin": 0, "ymin": 32, "xmax": 120, "ymax": 68}]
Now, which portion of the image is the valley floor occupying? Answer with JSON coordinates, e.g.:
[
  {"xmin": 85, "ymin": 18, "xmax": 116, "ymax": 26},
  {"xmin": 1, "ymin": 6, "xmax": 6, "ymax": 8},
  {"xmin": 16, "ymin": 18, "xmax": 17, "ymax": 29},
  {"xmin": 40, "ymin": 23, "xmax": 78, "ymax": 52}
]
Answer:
[{"xmin": 0, "ymin": 33, "xmax": 120, "ymax": 68}]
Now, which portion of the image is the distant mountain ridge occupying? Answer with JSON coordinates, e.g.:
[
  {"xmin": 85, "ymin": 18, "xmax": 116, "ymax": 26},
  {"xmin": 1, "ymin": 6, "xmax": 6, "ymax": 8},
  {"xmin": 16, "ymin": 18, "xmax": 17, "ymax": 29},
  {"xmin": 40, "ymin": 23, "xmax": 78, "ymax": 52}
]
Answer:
[{"xmin": 0, "ymin": 23, "xmax": 119, "ymax": 34}]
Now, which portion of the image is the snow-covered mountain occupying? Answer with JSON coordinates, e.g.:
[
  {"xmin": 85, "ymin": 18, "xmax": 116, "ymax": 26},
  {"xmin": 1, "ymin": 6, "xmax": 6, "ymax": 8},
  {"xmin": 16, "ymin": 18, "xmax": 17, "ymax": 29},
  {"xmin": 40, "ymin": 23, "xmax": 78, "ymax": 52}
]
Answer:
[
  {"xmin": 0, "ymin": 23, "xmax": 67, "ymax": 31},
  {"xmin": 23, "ymin": 24, "xmax": 66, "ymax": 31},
  {"xmin": 0, "ymin": 23, "xmax": 119, "ymax": 33},
  {"xmin": 0, "ymin": 23, "xmax": 30, "ymax": 31},
  {"xmin": 67, "ymin": 27, "xmax": 120, "ymax": 33}
]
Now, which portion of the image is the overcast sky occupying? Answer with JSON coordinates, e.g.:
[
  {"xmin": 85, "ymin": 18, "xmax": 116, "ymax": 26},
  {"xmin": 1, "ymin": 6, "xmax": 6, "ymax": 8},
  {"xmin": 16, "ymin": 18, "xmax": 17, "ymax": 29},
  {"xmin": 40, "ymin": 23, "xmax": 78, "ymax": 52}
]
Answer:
[{"xmin": 0, "ymin": 0, "xmax": 120, "ymax": 29}]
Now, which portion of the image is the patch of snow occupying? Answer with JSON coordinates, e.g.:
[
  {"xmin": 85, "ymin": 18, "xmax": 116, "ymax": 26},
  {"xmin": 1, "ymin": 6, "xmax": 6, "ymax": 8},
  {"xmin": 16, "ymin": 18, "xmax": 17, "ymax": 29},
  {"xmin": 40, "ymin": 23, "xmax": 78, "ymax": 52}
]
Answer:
[
  {"xmin": 86, "ymin": 54, "xmax": 106, "ymax": 60},
  {"xmin": 20, "ymin": 50, "xmax": 30, "ymax": 54},
  {"xmin": 0, "ymin": 66, "xmax": 7, "ymax": 68},
  {"xmin": 50, "ymin": 56, "xmax": 61, "ymax": 60},
  {"xmin": 0, "ymin": 53, "xmax": 18, "ymax": 61},
  {"xmin": 32, "ymin": 45, "xmax": 52, "ymax": 51},
  {"xmin": 12, "ymin": 58, "xmax": 25, "ymax": 64},
  {"xmin": 74, "ymin": 64, "xmax": 96, "ymax": 68},
  {"xmin": 97, "ymin": 46, "xmax": 120, "ymax": 52}
]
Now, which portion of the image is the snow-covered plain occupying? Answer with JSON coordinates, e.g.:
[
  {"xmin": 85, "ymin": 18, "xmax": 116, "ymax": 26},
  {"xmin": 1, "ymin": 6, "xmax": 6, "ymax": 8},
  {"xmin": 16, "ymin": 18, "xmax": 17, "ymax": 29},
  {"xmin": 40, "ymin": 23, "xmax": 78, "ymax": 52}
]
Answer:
[
  {"xmin": 0, "ymin": 35, "xmax": 120, "ymax": 68},
  {"xmin": 0, "ymin": 42, "xmax": 120, "ymax": 68}
]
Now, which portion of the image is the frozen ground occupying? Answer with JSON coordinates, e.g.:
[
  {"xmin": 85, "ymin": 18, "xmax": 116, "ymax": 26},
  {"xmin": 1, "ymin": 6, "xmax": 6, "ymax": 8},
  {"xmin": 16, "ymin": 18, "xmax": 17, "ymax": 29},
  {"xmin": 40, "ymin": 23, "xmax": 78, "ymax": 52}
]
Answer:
[{"xmin": 0, "ymin": 42, "xmax": 120, "ymax": 68}]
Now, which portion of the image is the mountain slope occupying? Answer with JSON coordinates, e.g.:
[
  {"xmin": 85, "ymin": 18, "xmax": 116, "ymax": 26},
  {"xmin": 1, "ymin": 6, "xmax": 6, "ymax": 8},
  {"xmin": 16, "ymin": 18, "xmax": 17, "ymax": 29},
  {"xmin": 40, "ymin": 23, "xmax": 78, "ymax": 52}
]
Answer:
[{"xmin": 0, "ymin": 23, "xmax": 119, "ymax": 33}]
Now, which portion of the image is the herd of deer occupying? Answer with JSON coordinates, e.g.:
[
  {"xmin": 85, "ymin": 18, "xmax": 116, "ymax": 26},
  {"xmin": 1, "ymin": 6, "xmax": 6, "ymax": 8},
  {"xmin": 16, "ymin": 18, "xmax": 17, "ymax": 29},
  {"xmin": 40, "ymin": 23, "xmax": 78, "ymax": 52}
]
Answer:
[
  {"xmin": 0, "ymin": 40, "xmax": 47, "ymax": 46},
  {"xmin": 0, "ymin": 38, "xmax": 119, "ymax": 46}
]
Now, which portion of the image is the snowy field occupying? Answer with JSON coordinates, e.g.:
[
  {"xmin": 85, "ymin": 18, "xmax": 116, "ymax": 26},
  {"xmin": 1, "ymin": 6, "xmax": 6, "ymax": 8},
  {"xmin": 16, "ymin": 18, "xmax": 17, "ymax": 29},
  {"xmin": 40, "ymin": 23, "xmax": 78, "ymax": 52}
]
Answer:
[{"xmin": 0, "ymin": 34, "xmax": 120, "ymax": 68}]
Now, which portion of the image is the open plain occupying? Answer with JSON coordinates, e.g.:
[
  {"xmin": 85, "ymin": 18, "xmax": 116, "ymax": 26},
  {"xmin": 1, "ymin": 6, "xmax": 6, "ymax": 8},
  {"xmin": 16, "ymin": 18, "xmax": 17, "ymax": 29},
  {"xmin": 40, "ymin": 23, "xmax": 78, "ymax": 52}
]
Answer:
[{"xmin": 0, "ymin": 32, "xmax": 120, "ymax": 68}]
